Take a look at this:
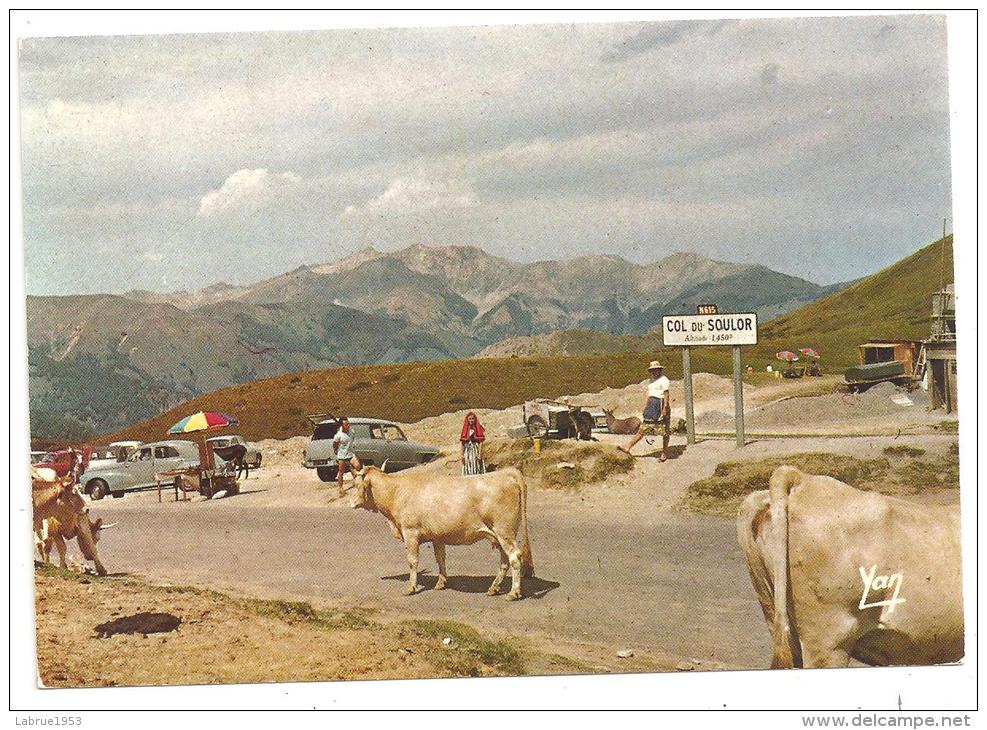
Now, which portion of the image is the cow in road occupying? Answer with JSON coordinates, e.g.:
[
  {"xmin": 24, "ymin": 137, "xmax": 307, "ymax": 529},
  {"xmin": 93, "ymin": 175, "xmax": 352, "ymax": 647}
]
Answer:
[
  {"xmin": 737, "ymin": 465, "xmax": 963, "ymax": 668},
  {"xmin": 33, "ymin": 468, "xmax": 111, "ymax": 576},
  {"xmin": 350, "ymin": 465, "xmax": 534, "ymax": 599}
]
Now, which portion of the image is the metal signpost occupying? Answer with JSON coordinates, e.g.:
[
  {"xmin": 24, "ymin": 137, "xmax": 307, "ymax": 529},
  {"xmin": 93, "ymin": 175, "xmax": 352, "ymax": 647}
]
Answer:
[{"xmin": 662, "ymin": 309, "xmax": 758, "ymax": 447}]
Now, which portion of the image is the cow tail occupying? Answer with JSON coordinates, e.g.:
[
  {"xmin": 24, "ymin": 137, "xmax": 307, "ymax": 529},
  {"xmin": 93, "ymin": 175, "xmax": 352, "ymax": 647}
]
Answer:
[
  {"xmin": 518, "ymin": 471, "xmax": 534, "ymax": 578},
  {"xmin": 768, "ymin": 465, "xmax": 803, "ymax": 668}
]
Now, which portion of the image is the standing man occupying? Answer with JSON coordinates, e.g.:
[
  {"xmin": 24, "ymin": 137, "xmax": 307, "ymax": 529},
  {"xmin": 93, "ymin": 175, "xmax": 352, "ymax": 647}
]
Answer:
[
  {"xmin": 619, "ymin": 360, "xmax": 671, "ymax": 461},
  {"xmin": 333, "ymin": 417, "xmax": 363, "ymax": 498}
]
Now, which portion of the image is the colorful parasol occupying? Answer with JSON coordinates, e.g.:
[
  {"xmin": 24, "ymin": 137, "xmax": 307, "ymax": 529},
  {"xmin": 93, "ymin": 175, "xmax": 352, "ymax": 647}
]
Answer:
[
  {"xmin": 799, "ymin": 347, "xmax": 820, "ymax": 359},
  {"xmin": 775, "ymin": 351, "xmax": 799, "ymax": 362},
  {"xmin": 168, "ymin": 411, "xmax": 239, "ymax": 434}
]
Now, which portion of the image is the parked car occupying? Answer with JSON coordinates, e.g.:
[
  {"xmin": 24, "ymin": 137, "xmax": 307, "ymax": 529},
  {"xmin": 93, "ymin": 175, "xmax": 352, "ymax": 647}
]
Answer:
[
  {"xmin": 87, "ymin": 440, "xmax": 143, "ymax": 469},
  {"xmin": 302, "ymin": 416, "xmax": 440, "ymax": 482},
  {"xmin": 35, "ymin": 446, "xmax": 92, "ymax": 479},
  {"xmin": 79, "ymin": 439, "xmax": 224, "ymax": 500},
  {"xmin": 206, "ymin": 435, "xmax": 262, "ymax": 469}
]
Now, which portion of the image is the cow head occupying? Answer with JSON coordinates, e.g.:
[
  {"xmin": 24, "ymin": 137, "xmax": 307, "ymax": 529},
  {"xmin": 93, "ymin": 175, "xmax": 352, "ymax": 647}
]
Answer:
[{"xmin": 350, "ymin": 464, "xmax": 385, "ymax": 512}]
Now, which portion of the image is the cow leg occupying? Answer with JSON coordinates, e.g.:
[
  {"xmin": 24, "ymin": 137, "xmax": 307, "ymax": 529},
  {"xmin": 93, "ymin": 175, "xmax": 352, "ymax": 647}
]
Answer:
[
  {"xmin": 506, "ymin": 544, "xmax": 524, "ymax": 601},
  {"xmin": 487, "ymin": 545, "xmax": 509, "ymax": 596},
  {"xmin": 403, "ymin": 533, "xmax": 420, "ymax": 595},
  {"xmin": 52, "ymin": 534, "xmax": 67, "ymax": 568},
  {"xmin": 494, "ymin": 535, "xmax": 523, "ymax": 600},
  {"xmin": 433, "ymin": 543, "xmax": 448, "ymax": 590},
  {"xmin": 35, "ymin": 525, "xmax": 48, "ymax": 563},
  {"xmin": 790, "ymin": 598, "xmax": 858, "ymax": 669}
]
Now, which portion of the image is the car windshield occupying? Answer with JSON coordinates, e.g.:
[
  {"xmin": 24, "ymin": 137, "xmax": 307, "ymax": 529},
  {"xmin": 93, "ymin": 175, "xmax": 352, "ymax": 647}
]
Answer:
[
  {"xmin": 210, "ymin": 438, "xmax": 231, "ymax": 448},
  {"xmin": 382, "ymin": 425, "xmax": 405, "ymax": 441}
]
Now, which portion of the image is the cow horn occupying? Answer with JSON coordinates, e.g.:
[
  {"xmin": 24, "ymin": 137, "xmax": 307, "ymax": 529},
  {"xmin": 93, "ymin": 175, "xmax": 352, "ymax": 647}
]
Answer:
[
  {"xmin": 380, "ymin": 459, "xmax": 389, "ymax": 473},
  {"xmin": 100, "ymin": 522, "xmax": 119, "ymax": 529}
]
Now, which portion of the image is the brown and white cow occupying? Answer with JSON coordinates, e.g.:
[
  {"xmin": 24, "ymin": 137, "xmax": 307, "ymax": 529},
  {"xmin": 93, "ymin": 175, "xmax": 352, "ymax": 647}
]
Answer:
[
  {"xmin": 350, "ymin": 465, "xmax": 534, "ymax": 599},
  {"xmin": 32, "ymin": 468, "xmax": 111, "ymax": 576},
  {"xmin": 737, "ymin": 465, "xmax": 963, "ymax": 668}
]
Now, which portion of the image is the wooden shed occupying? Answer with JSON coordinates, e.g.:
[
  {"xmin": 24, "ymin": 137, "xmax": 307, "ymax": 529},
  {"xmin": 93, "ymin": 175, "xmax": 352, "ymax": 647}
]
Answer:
[{"xmin": 857, "ymin": 341, "xmax": 922, "ymax": 376}]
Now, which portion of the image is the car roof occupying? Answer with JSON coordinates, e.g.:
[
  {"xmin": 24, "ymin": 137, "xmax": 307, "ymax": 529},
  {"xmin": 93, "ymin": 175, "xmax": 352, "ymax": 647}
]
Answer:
[
  {"xmin": 141, "ymin": 439, "xmax": 198, "ymax": 449},
  {"xmin": 316, "ymin": 417, "xmax": 397, "ymax": 426}
]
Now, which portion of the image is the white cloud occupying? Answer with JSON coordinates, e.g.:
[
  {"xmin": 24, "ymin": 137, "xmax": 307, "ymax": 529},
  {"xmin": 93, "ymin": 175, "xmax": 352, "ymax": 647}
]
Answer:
[
  {"xmin": 343, "ymin": 177, "xmax": 478, "ymax": 218},
  {"xmin": 197, "ymin": 168, "xmax": 301, "ymax": 217}
]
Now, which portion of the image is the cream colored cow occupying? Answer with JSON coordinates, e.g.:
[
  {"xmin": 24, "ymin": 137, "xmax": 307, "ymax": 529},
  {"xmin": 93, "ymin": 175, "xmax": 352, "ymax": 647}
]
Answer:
[
  {"xmin": 351, "ymin": 465, "xmax": 534, "ymax": 599},
  {"xmin": 32, "ymin": 468, "xmax": 110, "ymax": 576},
  {"xmin": 737, "ymin": 465, "xmax": 963, "ymax": 668}
]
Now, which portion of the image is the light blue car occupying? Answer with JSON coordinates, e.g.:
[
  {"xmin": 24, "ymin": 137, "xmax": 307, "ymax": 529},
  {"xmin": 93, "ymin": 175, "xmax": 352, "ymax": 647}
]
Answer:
[{"xmin": 79, "ymin": 439, "xmax": 226, "ymax": 500}]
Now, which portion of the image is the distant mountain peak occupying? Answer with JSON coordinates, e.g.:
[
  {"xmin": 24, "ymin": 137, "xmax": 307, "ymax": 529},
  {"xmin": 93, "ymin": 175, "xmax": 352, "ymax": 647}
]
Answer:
[{"xmin": 310, "ymin": 246, "xmax": 385, "ymax": 275}]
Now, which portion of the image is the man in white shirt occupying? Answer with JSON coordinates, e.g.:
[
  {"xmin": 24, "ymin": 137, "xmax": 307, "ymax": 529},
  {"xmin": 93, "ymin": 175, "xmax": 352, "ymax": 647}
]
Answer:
[
  {"xmin": 332, "ymin": 417, "xmax": 363, "ymax": 498},
  {"xmin": 619, "ymin": 360, "xmax": 671, "ymax": 461}
]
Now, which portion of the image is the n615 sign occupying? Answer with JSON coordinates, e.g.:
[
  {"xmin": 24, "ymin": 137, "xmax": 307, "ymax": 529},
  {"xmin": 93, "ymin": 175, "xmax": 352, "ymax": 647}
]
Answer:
[{"xmin": 662, "ymin": 313, "xmax": 758, "ymax": 346}]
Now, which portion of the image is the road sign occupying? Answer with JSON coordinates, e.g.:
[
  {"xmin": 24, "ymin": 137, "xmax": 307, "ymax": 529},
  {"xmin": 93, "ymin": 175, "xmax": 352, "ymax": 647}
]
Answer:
[
  {"xmin": 661, "ymin": 312, "xmax": 758, "ymax": 347},
  {"xmin": 662, "ymin": 311, "xmax": 758, "ymax": 448}
]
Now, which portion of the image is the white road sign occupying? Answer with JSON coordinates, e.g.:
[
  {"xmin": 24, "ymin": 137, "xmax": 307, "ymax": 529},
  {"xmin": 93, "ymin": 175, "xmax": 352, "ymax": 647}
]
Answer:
[{"xmin": 662, "ymin": 312, "xmax": 758, "ymax": 347}]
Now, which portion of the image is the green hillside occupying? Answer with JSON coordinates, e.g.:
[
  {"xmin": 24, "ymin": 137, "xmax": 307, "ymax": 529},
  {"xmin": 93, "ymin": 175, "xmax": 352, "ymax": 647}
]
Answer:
[
  {"xmin": 98, "ymin": 236, "xmax": 953, "ymax": 444},
  {"xmin": 759, "ymin": 235, "xmax": 953, "ymax": 369}
]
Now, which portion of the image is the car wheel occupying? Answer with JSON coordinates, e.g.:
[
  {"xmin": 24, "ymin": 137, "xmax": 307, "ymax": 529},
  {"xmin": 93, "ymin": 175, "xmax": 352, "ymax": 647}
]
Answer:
[
  {"xmin": 88, "ymin": 480, "xmax": 108, "ymax": 500},
  {"xmin": 111, "ymin": 492, "xmax": 125, "ymax": 499},
  {"xmin": 316, "ymin": 466, "xmax": 338, "ymax": 482}
]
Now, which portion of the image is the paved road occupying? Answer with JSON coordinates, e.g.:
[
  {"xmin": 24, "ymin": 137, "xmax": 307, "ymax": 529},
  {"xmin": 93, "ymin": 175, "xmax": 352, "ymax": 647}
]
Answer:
[{"xmin": 92, "ymin": 491, "xmax": 770, "ymax": 668}]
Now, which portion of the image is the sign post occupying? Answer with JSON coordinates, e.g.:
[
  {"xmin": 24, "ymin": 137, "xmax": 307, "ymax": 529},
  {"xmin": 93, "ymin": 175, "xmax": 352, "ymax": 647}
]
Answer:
[
  {"xmin": 733, "ymin": 345, "xmax": 745, "ymax": 447},
  {"xmin": 682, "ymin": 346, "xmax": 695, "ymax": 445},
  {"xmin": 662, "ymin": 311, "xmax": 757, "ymax": 448}
]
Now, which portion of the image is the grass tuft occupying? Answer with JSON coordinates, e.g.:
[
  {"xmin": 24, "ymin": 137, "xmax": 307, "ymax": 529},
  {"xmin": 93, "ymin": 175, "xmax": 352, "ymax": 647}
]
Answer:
[
  {"xmin": 682, "ymin": 449, "xmax": 959, "ymax": 517},
  {"xmin": 484, "ymin": 438, "xmax": 634, "ymax": 491},
  {"xmin": 400, "ymin": 619, "xmax": 526, "ymax": 676},
  {"xmin": 883, "ymin": 445, "xmax": 926, "ymax": 458}
]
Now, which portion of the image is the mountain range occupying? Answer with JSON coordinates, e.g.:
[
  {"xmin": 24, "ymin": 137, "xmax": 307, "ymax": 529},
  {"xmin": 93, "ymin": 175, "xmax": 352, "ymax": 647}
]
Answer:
[{"xmin": 27, "ymin": 244, "xmax": 843, "ymax": 436}]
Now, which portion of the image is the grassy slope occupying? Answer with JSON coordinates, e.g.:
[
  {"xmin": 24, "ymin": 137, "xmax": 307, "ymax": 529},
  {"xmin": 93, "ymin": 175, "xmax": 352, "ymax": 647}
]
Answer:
[
  {"xmin": 101, "ymin": 237, "xmax": 953, "ymax": 444},
  {"xmin": 759, "ymin": 235, "xmax": 953, "ymax": 370}
]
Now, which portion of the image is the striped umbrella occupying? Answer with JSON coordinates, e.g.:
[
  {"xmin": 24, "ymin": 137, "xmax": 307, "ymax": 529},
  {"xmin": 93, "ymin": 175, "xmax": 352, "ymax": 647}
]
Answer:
[
  {"xmin": 775, "ymin": 351, "xmax": 799, "ymax": 362},
  {"xmin": 799, "ymin": 347, "xmax": 820, "ymax": 359},
  {"xmin": 168, "ymin": 411, "xmax": 239, "ymax": 434}
]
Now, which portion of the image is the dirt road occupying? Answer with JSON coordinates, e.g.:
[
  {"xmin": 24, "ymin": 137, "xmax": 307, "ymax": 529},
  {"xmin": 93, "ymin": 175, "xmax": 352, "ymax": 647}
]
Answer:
[
  {"xmin": 88, "ymin": 488, "xmax": 767, "ymax": 668},
  {"xmin": 84, "ymin": 430, "xmax": 956, "ymax": 671},
  {"xmin": 68, "ymin": 373, "xmax": 958, "ymax": 675}
]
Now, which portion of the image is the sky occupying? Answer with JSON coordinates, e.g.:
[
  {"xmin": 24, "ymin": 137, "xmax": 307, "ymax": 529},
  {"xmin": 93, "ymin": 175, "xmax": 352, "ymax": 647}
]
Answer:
[{"xmin": 18, "ymin": 14, "xmax": 953, "ymax": 295}]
